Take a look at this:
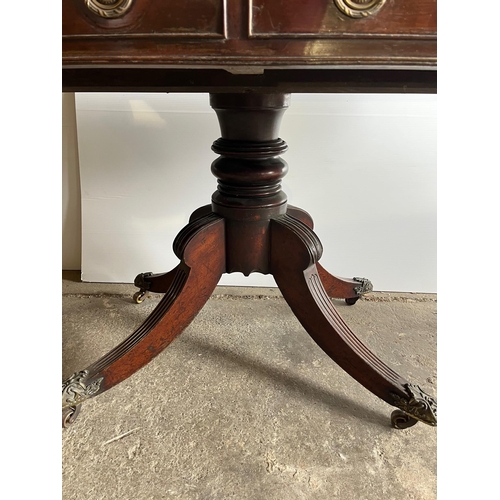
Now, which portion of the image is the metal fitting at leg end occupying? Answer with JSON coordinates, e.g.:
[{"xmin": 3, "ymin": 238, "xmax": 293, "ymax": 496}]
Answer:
[{"xmin": 391, "ymin": 382, "xmax": 437, "ymax": 427}]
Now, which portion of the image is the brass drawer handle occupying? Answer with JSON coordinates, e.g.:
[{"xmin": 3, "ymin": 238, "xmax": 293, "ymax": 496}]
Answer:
[
  {"xmin": 85, "ymin": 0, "xmax": 134, "ymax": 18},
  {"xmin": 334, "ymin": 0, "xmax": 386, "ymax": 18}
]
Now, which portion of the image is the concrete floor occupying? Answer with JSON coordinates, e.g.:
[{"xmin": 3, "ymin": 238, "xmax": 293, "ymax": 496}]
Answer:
[{"xmin": 62, "ymin": 271, "xmax": 437, "ymax": 500}]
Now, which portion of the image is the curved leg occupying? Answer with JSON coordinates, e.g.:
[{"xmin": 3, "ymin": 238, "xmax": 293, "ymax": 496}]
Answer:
[
  {"xmin": 132, "ymin": 267, "xmax": 179, "ymax": 303},
  {"xmin": 62, "ymin": 213, "xmax": 226, "ymax": 427},
  {"xmin": 270, "ymin": 215, "xmax": 436, "ymax": 428},
  {"xmin": 286, "ymin": 207, "xmax": 372, "ymax": 305},
  {"xmin": 317, "ymin": 265, "xmax": 373, "ymax": 305},
  {"xmin": 132, "ymin": 205, "xmax": 216, "ymax": 303}
]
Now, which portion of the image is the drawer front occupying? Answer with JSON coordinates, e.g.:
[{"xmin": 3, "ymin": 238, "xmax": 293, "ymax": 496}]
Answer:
[
  {"xmin": 63, "ymin": 0, "xmax": 226, "ymax": 39},
  {"xmin": 250, "ymin": 0, "xmax": 436, "ymax": 38},
  {"xmin": 63, "ymin": 0, "xmax": 436, "ymax": 72}
]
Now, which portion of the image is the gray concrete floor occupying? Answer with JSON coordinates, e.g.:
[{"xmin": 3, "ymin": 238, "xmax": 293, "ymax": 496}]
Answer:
[{"xmin": 62, "ymin": 271, "xmax": 437, "ymax": 500}]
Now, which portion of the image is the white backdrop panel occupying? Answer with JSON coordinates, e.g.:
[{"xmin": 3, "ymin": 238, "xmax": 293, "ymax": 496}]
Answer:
[{"xmin": 76, "ymin": 93, "xmax": 436, "ymax": 292}]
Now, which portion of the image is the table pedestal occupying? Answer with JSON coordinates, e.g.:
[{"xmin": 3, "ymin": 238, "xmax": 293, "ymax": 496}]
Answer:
[{"xmin": 62, "ymin": 93, "xmax": 437, "ymax": 430}]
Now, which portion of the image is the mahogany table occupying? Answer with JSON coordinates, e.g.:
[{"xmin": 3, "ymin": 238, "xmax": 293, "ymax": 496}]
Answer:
[{"xmin": 62, "ymin": 0, "xmax": 437, "ymax": 430}]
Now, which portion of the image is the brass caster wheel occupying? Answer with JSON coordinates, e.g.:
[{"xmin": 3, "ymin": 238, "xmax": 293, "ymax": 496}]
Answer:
[
  {"xmin": 345, "ymin": 297, "xmax": 359, "ymax": 306},
  {"xmin": 391, "ymin": 409, "xmax": 419, "ymax": 429},
  {"xmin": 62, "ymin": 405, "xmax": 81, "ymax": 428},
  {"xmin": 133, "ymin": 290, "xmax": 149, "ymax": 304}
]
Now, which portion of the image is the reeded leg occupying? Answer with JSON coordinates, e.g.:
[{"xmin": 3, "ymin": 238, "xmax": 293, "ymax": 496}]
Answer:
[
  {"xmin": 62, "ymin": 213, "xmax": 226, "ymax": 427},
  {"xmin": 132, "ymin": 206, "xmax": 217, "ymax": 303},
  {"xmin": 286, "ymin": 206, "xmax": 372, "ymax": 305},
  {"xmin": 270, "ymin": 214, "xmax": 436, "ymax": 428}
]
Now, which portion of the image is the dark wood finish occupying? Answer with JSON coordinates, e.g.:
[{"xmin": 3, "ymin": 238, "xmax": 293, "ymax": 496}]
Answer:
[
  {"xmin": 269, "ymin": 214, "xmax": 409, "ymax": 405},
  {"xmin": 251, "ymin": 0, "xmax": 436, "ymax": 38},
  {"xmin": 286, "ymin": 206, "xmax": 371, "ymax": 301},
  {"xmin": 63, "ymin": 0, "xmax": 226, "ymax": 38},
  {"xmin": 62, "ymin": 67, "xmax": 437, "ymax": 93},
  {"xmin": 133, "ymin": 268, "xmax": 178, "ymax": 294},
  {"xmin": 316, "ymin": 265, "xmax": 367, "ymax": 302},
  {"xmin": 63, "ymin": 1, "xmax": 437, "ymax": 428},
  {"xmin": 63, "ymin": 213, "xmax": 226, "ymax": 426},
  {"xmin": 62, "ymin": 0, "xmax": 436, "ymax": 93},
  {"xmin": 63, "ymin": 92, "xmax": 436, "ymax": 429},
  {"xmin": 210, "ymin": 93, "xmax": 289, "ymax": 274}
]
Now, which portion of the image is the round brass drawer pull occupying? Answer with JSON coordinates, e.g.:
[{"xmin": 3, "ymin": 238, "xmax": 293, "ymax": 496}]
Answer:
[
  {"xmin": 334, "ymin": 0, "xmax": 386, "ymax": 18},
  {"xmin": 85, "ymin": 0, "xmax": 134, "ymax": 19}
]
